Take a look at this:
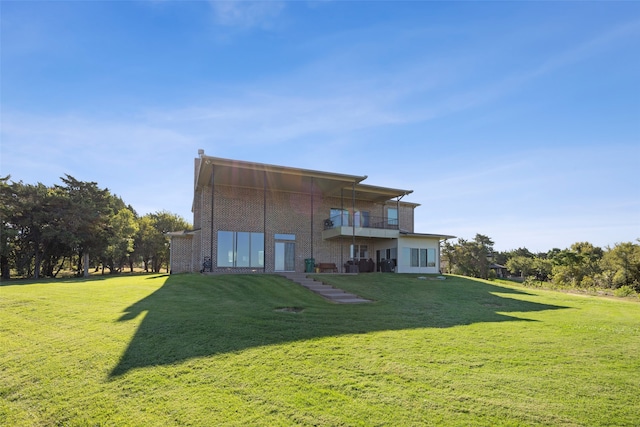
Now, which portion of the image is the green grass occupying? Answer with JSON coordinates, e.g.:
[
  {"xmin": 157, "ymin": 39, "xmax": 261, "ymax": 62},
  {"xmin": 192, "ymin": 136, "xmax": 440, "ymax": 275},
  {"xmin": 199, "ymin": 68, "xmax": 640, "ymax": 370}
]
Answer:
[{"xmin": 1, "ymin": 273, "xmax": 639, "ymax": 426}]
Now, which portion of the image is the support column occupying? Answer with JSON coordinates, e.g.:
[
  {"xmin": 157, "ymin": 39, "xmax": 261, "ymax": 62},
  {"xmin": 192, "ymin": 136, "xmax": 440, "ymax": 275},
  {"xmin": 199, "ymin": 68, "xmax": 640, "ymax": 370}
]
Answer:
[
  {"xmin": 340, "ymin": 188, "xmax": 344, "ymax": 272},
  {"xmin": 352, "ymin": 181, "xmax": 356, "ymax": 258},
  {"xmin": 210, "ymin": 166, "xmax": 215, "ymax": 269},
  {"xmin": 310, "ymin": 178, "xmax": 314, "ymax": 260}
]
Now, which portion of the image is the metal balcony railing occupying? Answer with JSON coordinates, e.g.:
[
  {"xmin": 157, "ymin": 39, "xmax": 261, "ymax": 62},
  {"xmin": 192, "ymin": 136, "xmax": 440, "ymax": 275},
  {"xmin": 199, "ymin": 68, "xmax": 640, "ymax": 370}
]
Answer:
[{"xmin": 323, "ymin": 214, "xmax": 398, "ymax": 231}]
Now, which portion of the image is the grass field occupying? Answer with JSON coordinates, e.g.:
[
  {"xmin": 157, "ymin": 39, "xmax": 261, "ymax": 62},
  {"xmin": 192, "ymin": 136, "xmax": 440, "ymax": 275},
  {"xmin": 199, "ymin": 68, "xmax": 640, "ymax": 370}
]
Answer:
[{"xmin": 1, "ymin": 273, "xmax": 639, "ymax": 426}]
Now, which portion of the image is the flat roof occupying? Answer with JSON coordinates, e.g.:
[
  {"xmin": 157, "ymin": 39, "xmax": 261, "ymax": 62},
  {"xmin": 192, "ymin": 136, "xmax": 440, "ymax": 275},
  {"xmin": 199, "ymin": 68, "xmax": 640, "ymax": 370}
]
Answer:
[{"xmin": 399, "ymin": 231, "xmax": 457, "ymax": 240}]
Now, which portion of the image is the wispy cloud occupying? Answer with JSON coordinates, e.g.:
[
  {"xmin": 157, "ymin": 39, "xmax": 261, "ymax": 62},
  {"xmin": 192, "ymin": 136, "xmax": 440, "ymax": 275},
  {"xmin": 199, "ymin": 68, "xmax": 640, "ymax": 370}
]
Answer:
[{"xmin": 210, "ymin": 1, "xmax": 285, "ymax": 29}]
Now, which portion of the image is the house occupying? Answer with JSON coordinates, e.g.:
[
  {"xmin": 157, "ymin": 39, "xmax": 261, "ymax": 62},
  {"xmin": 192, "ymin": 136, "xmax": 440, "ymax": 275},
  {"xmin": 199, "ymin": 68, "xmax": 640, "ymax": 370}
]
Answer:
[
  {"xmin": 489, "ymin": 263, "xmax": 509, "ymax": 278},
  {"xmin": 168, "ymin": 150, "xmax": 454, "ymax": 275}
]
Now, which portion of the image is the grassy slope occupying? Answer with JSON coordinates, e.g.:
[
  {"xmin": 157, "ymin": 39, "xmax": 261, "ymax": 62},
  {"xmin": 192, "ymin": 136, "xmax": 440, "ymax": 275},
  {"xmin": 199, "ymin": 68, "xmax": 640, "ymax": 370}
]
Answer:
[{"xmin": 1, "ymin": 273, "xmax": 638, "ymax": 426}]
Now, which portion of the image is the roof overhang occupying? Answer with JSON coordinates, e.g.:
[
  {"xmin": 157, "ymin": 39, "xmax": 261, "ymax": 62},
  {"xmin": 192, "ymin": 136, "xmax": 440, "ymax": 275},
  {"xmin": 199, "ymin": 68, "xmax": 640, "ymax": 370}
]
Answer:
[
  {"xmin": 346, "ymin": 183, "xmax": 414, "ymax": 203},
  {"xmin": 197, "ymin": 155, "xmax": 366, "ymax": 195},
  {"xmin": 165, "ymin": 230, "xmax": 196, "ymax": 238},
  {"xmin": 399, "ymin": 232, "xmax": 457, "ymax": 240},
  {"xmin": 195, "ymin": 155, "xmax": 413, "ymax": 201}
]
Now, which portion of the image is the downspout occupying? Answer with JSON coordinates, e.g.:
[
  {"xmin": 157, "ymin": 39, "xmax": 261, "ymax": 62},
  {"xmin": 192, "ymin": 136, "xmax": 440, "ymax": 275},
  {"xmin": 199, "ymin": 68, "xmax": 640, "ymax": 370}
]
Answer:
[
  {"xmin": 210, "ymin": 166, "xmax": 215, "ymax": 269},
  {"xmin": 352, "ymin": 181, "xmax": 356, "ymax": 259},
  {"xmin": 340, "ymin": 188, "xmax": 344, "ymax": 272},
  {"xmin": 394, "ymin": 191, "xmax": 412, "ymax": 231},
  {"xmin": 310, "ymin": 178, "xmax": 314, "ymax": 261},
  {"xmin": 438, "ymin": 238, "xmax": 444, "ymax": 274},
  {"xmin": 394, "ymin": 192, "xmax": 410, "ymax": 272}
]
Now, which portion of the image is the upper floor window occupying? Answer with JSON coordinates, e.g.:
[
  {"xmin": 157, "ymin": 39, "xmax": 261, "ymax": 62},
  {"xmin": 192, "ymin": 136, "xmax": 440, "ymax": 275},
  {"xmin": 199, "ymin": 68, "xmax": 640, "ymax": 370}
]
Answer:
[
  {"xmin": 354, "ymin": 211, "xmax": 370, "ymax": 227},
  {"xmin": 387, "ymin": 208, "xmax": 398, "ymax": 226},
  {"xmin": 330, "ymin": 208, "xmax": 349, "ymax": 227}
]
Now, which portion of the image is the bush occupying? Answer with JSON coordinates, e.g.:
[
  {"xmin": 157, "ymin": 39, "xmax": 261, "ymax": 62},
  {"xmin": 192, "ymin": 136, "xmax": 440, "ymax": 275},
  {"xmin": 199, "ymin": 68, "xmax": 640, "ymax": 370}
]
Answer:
[
  {"xmin": 613, "ymin": 285, "xmax": 637, "ymax": 298},
  {"xmin": 523, "ymin": 276, "xmax": 543, "ymax": 288}
]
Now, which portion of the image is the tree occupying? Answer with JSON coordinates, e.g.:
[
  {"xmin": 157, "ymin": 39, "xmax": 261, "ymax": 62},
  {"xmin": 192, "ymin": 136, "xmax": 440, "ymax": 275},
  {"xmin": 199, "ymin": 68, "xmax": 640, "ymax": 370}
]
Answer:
[
  {"xmin": 506, "ymin": 256, "xmax": 534, "ymax": 278},
  {"xmin": 134, "ymin": 211, "xmax": 191, "ymax": 273},
  {"xmin": 101, "ymin": 208, "xmax": 139, "ymax": 274},
  {"xmin": 599, "ymin": 241, "xmax": 640, "ymax": 291},
  {"xmin": 57, "ymin": 175, "xmax": 115, "ymax": 277},
  {"xmin": 134, "ymin": 215, "xmax": 158, "ymax": 273},
  {"xmin": 446, "ymin": 234, "xmax": 494, "ymax": 279},
  {"xmin": 0, "ymin": 176, "xmax": 15, "ymax": 279},
  {"xmin": 0, "ymin": 174, "xmax": 190, "ymax": 279},
  {"xmin": 3, "ymin": 181, "xmax": 54, "ymax": 278},
  {"xmin": 550, "ymin": 242, "xmax": 603, "ymax": 288},
  {"xmin": 532, "ymin": 257, "xmax": 553, "ymax": 282}
]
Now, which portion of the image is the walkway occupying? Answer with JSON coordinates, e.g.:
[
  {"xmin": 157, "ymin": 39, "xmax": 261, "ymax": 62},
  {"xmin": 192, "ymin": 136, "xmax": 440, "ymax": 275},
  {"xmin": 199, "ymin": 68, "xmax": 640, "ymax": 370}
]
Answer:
[{"xmin": 279, "ymin": 273, "xmax": 371, "ymax": 304}]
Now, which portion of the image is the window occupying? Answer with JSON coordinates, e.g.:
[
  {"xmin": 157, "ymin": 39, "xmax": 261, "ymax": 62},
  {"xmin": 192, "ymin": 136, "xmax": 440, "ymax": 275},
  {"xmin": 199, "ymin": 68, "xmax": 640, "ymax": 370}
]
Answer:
[
  {"xmin": 251, "ymin": 233, "xmax": 265, "ymax": 267},
  {"xmin": 330, "ymin": 208, "xmax": 349, "ymax": 227},
  {"xmin": 427, "ymin": 248, "xmax": 436, "ymax": 267},
  {"xmin": 408, "ymin": 248, "xmax": 436, "ymax": 267},
  {"xmin": 236, "ymin": 232, "xmax": 250, "ymax": 267},
  {"xmin": 274, "ymin": 233, "xmax": 295, "ymax": 240},
  {"xmin": 354, "ymin": 211, "xmax": 370, "ymax": 227},
  {"xmin": 387, "ymin": 208, "xmax": 398, "ymax": 227},
  {"xmin": 217, "ymin": 231, "xmax": 264, "ymax": 268},
  {"xmin": 411, "ymin": 248, "xmax": 420, "ymax": 267},
  {"xmin": 217, "ymin": 231, "xmax": 234, "ymax": 267},
  {"xmin": 350, "ymin": 244, "xmax": 369, "ymax": 259}
]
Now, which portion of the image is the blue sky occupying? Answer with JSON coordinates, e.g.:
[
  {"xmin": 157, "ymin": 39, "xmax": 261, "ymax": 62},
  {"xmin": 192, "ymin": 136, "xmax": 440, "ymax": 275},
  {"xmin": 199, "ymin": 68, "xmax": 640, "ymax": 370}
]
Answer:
[{"xmin": 2, "ymin": 1, "xmax": 639, "ymax": 252}]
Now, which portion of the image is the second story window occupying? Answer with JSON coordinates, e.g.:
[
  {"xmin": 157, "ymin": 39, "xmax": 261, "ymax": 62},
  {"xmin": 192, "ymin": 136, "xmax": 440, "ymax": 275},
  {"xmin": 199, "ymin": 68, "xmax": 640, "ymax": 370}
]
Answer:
[
  {"xmin": 354, "ymin": 211, "xmax": 370, "ymax": 227},
  {"xmin": 330, "ymin": 208, "xmax": 349, "ymax": 227},
  {"xmin": 387, "ymin": 208, "xmax": 398, "ymax": 227}
]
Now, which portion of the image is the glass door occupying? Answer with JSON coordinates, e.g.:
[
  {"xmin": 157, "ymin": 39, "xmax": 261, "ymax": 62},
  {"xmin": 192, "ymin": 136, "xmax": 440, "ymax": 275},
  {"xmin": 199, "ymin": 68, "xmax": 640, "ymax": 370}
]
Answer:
[{"xmin": 275, "ymin": 242, "xmax": 295, "ymax": 271}]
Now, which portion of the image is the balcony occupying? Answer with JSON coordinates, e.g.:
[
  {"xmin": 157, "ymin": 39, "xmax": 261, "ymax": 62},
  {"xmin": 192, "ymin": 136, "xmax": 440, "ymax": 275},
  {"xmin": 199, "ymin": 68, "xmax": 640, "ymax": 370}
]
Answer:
[{"xmin": 321, "ymin": 214, "xmax": 400, "ymax": 240}]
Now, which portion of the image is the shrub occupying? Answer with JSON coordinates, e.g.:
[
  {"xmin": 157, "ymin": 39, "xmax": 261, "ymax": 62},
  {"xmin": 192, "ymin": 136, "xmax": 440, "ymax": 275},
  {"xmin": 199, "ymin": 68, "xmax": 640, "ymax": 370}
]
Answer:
[
  {"xmin": 523, "ymin": 276, "xmax": 542, "ymax": 288},
  {"xmin": 613, "ymin": 285, "xmax": 637, "ymax": 298}
]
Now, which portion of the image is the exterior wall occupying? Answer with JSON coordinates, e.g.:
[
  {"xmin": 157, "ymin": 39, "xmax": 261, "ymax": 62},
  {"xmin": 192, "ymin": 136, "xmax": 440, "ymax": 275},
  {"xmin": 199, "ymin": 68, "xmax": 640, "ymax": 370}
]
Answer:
[
  {"xmin": 188, "ymin": 179, "xmax": 423, "ymax": 273},
  {"xmin": 399, "ymin": 204, "xmax": 415, "ymax": 233},
  {"xmin": 169, "ymin": 235, "xmax": 194, "ymax": 273},
  {"xmin": 191, "ymin": 229, "xmax": 202, "ymax": 272},
  {"xmin": 382, "ymin": 201, "xmax": 415, "ymax": 233},
  {"xmin": 395, "ymin": 236, "xmax": 441, "ymax": 274},
  {"xmin": 185, "ymin": 165, "xmax": 426, "ymax": 273},
  {"xmin": 193, "ymin": 186, "xmax": 202, "ymax": 231}
]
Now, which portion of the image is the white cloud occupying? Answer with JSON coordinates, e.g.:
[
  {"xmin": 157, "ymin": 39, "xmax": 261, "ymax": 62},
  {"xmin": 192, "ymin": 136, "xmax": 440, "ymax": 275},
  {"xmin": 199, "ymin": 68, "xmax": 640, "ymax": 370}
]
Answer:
[
  {"xmin": 0, "ymin": 111, "xmax": 198, "ymax": 220},
  {"xmin": 210, "ymin": 1, "xmax": 285, "ymax": 29}
]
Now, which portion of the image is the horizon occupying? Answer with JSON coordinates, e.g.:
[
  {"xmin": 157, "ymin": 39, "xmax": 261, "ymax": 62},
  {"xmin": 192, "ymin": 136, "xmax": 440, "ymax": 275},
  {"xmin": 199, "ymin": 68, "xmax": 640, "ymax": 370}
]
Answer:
[{"xmin": 2, "ymin": 1, "xmax": 638, "ymax": 253}]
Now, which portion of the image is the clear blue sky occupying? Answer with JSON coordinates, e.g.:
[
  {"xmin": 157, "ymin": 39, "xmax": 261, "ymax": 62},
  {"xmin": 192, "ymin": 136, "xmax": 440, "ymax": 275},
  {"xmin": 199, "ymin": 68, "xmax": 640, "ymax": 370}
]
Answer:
[{"xmin": 2, "ymin": 1, "xmax": 639, "ymax": 253}]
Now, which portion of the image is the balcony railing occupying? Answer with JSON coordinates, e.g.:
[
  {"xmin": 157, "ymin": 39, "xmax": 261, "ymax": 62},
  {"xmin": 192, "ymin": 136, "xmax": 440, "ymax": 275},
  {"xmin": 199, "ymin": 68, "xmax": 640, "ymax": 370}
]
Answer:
[{"xmin": 323, "ymin": 214, "xmax": 398, "ymax": 231}]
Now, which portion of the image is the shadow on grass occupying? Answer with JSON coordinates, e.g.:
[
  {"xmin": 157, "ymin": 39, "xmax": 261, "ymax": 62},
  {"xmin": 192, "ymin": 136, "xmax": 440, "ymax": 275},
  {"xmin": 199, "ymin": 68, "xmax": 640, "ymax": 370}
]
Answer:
[
  {"xmin": 110, "ymin": 274, "xmax": 568, "ymax": 377},
  {"xmin": 0, "ymin": 272, "xmax": 155, "ymax": 287}
]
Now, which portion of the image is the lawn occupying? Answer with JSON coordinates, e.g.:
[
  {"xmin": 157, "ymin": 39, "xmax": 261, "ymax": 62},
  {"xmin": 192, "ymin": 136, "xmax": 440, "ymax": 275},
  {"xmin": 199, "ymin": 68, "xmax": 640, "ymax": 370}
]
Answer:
[{"xmin": 1, "ymin": 273, "xmax": 639, "ymax": 426}]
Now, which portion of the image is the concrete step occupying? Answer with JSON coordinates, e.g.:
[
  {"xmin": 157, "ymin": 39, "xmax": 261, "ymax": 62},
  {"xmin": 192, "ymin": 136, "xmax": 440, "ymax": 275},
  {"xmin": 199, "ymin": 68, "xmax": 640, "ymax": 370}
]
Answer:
[{"xmin": 278, "ymin": 273, "xmax": 371, "ymax": 304}]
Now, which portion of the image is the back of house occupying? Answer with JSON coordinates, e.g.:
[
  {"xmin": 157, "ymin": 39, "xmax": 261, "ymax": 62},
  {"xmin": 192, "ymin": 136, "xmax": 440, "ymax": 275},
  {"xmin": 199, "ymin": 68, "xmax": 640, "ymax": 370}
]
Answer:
[{"xmin": 168, "ymin": 150, "xmax": 454, "ymax": 275}]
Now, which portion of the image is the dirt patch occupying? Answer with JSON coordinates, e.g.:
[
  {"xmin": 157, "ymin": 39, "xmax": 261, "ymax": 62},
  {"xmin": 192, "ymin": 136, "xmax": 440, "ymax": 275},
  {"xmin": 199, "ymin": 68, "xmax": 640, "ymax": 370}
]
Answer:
[{"xmin": 275, "ymin": 307, "xmax": 305, "ymax": 313}]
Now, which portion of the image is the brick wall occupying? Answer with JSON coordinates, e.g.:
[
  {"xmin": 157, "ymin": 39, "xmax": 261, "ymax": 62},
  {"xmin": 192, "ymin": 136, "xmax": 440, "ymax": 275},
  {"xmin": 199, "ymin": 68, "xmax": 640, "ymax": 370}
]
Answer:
[
  {"xmin": 189, "ymin": 181, "xmax": 419, "ymax": 273},
  {"xmin": 169, "ymin": 234, "xmax": 193, "ymax": 273}
]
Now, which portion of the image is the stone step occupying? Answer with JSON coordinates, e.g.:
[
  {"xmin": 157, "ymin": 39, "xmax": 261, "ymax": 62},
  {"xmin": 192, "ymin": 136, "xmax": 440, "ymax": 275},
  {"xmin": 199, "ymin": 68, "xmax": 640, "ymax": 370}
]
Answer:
[{"xmin": 278, "ymin": 273, "xmax": 371, "ymax": 304}]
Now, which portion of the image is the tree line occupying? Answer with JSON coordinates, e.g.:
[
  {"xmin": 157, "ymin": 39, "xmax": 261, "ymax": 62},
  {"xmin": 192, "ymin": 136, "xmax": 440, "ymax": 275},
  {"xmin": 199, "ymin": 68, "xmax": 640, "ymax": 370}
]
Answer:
[
  {"xmin": 442, "ymin": 234, "xmax": 640, "ymax": 294},
  {"xmin": 0, "ymin": 175, "xmax": 191, "ymax": 280}
]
